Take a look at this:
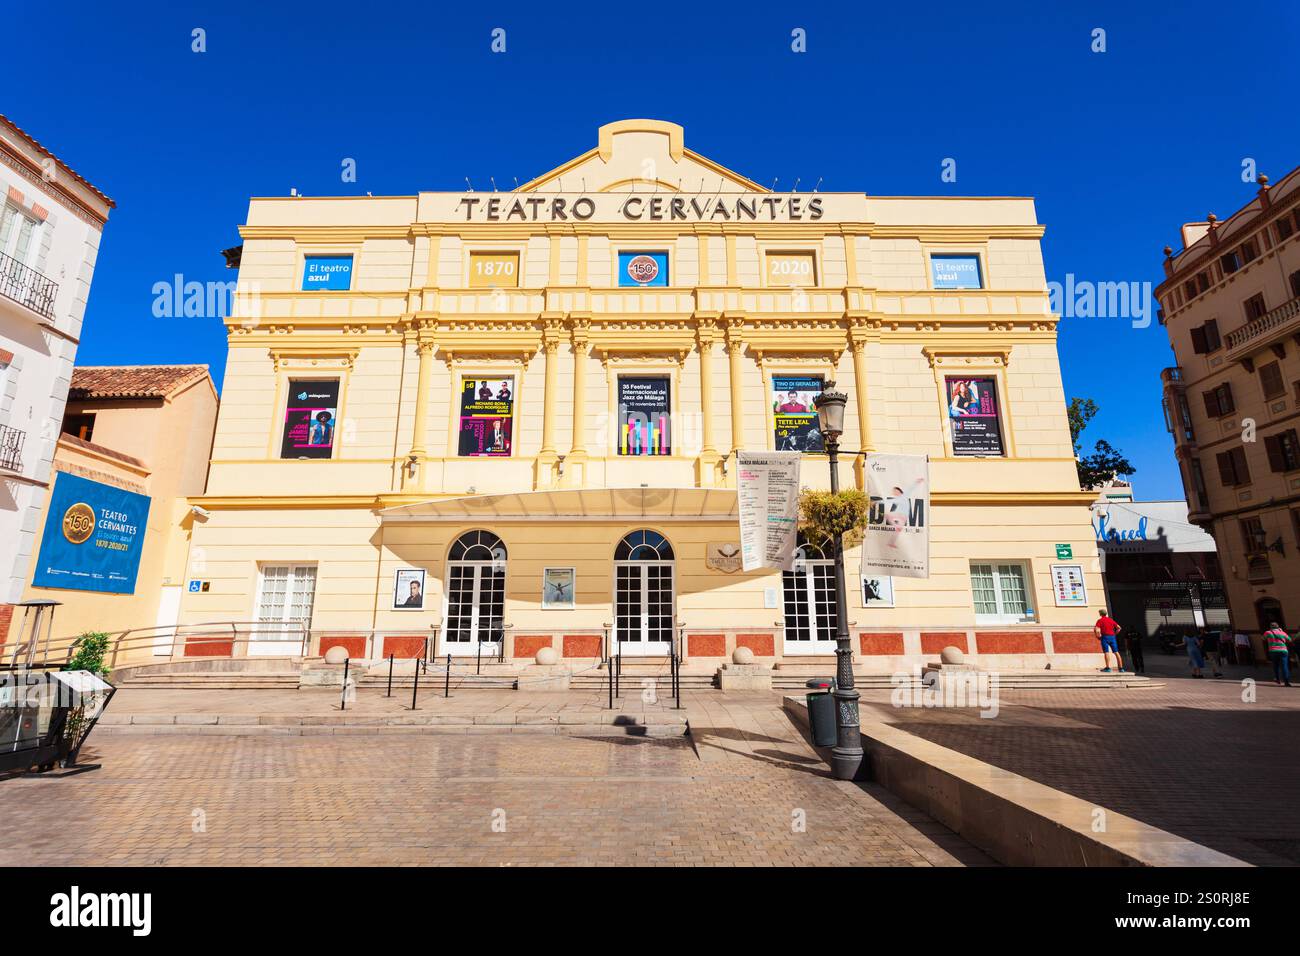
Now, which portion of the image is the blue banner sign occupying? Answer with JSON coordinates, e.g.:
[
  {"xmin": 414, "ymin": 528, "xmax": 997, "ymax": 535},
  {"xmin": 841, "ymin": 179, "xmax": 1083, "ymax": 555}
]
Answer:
[
  {"xmin": 33, "ymin": 473, "xmax": 152, "ymax": 594},
  {"xmin": 618, "ymin": 251, "xmax": 668, "ymax": 287},
  {"xmin": 930, "ymin": 254, "xmax": 982, "ymax": 290},
  {"xmin": 301, "ymin": 255, "xmax": 353, "ymax": 291}
]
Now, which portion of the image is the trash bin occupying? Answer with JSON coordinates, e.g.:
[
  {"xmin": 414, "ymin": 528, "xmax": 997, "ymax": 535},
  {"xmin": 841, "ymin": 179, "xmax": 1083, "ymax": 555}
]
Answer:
[{"xmin": 804, "ymin": 678, "xmax": 836, "ymax": 747}]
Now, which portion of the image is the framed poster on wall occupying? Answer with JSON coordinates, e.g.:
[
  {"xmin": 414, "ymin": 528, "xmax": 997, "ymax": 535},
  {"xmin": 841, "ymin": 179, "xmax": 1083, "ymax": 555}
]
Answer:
[
  {"xmin": 945, "ymin": 376, "xmax": 1004, "ymax": 456},
  {"xmin": 771, "ymin": 375, "xmax": 824, "ymax": 452},
  {"xmin": 280, "ymin": 379, "xmax": 340, "ymax": 459},
  {"xmin": 393, "ymin": 569, "xmax": 427, "ymax": 610},
  {"xmin": 617, "ymin": 376, "xmax": 671, "ymax": 455},
  {"xmin": 542, "ymin": 567, "xmax": 575, "ymax": 609},
  {"xmin": 458, "ymin": 376, "xmax": 514, "ymax": 456},
  {"xmin": 861, "ymin": 575, "xmax": 895, "ymax": 608}
]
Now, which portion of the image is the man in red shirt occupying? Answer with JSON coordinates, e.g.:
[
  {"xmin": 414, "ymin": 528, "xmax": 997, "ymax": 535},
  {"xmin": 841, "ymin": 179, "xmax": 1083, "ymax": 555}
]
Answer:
[{"xmin": 1093, "ymin": 608, "xmax": 1125, "ymax": 673}]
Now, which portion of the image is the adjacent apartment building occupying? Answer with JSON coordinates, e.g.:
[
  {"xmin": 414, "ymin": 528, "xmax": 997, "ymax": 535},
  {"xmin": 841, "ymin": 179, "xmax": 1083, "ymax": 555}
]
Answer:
[
  {"xmin": 0, "ymin": 116, "xmax": 114, "ymax": 640},
  {"xmin": 8, "ymin": 365, "xmax": 218, "ymax": 656},
  {"xmin": 178, "ymin": 119, "xmax": 1103, "ymax": 670},
  {"xmin": 1157, "ymin": 166, "xmax": 1300, "ymax": 634}
]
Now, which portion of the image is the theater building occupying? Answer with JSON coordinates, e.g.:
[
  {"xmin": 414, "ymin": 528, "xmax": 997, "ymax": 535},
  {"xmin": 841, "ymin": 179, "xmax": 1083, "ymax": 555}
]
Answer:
[{"xmin": 178, "ymin": 119, "xmax": 1103, "ymax": 673}]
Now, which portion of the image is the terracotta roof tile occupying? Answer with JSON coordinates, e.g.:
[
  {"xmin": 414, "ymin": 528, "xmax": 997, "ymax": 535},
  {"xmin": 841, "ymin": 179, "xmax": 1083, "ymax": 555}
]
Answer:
[{"xmin": 70, "ymin": 365, "xmax": 210, "ymax": 400}]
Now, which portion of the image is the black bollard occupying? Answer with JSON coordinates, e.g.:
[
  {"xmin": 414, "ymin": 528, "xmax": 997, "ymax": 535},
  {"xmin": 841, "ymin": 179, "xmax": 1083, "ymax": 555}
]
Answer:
[
  {"xmin": 386, "ymin": 653, "xmax": 394, "ymax": 697},
  {"xmin": 411, "ymin": 653, "xmax": 420, "ymax": 710},
  {"xmin": 341, "ymin": 658, "xmax": 350, "ymax": 711},
  {"xmin": 444, "ymin": 652, "xmax": 451, "ymax": 698}
]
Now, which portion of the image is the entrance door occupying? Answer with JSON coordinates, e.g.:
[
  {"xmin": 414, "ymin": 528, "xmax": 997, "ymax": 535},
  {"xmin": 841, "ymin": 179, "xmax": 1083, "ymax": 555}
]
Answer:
[
  {"xmin": 782, "ymin": 543, "xmax": 839, "ymax": 655},
  {"xmin": 443, "ymin": 531, "xmax": 507, "ymax": 657},
  {"xmin": 614, "ymin": 530, "xmax": 675, "ymax": 656}
]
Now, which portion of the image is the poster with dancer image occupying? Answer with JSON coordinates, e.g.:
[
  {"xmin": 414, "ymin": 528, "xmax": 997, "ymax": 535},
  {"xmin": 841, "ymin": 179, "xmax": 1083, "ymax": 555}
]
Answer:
[
  {"xmin": 458, "ymin": 376, "xmax": 514, "ymax": 457},
  {"xmin": 280, "ymin": 379, "xmax": 339, "ymax": 459},
  {"xmin": 618, "ymin": 376, "xmax": 671, "ymax": 456},
  {"xmin": 945, "ymin": 376, "xmax": 1004, "ymax": 456},
  {"xmin": 861, "ymin": 453, "xmax": 930, "ymax": 579},
  {"xmin": 771, "ymin": 375, "xmax": 824, "ymax": 452}
]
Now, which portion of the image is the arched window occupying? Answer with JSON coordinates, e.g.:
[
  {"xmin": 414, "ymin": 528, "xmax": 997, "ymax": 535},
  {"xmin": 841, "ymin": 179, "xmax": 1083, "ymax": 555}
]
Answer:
[
  {"xmin": 444, "ymin": 531, "xmax": 507, "ymax": 653},
  {"xmin": 782, "ymin": 539, "xmax": 839, "ymax": 653},
  {"xmin": 614, "ymin": 530, "xmax": 675, "ymax": 654}
]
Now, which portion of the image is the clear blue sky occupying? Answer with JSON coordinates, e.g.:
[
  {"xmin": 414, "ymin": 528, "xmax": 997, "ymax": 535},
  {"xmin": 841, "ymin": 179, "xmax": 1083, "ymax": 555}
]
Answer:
[{"xmin": 7, "ymin": 1, "xmax": 1298, "ymax": 499}]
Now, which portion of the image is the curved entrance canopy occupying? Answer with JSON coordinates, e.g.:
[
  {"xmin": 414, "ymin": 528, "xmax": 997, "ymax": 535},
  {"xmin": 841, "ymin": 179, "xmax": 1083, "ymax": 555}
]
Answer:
[{"xmin": 379, "ymin": 487, "xmax": 739, "ymax": 523}]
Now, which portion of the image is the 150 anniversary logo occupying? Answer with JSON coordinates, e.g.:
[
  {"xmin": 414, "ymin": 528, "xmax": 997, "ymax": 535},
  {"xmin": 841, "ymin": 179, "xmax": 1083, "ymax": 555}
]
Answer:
[{"xmin": 34, "ymin": 473, "xmax": 152, "ymax": 595}]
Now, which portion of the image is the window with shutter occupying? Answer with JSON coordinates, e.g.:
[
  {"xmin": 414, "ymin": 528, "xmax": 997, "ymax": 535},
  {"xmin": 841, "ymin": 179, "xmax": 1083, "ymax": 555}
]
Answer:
[
  {"xmin": 1191, "ymin": 325, "xmax": 1208, "ymax": 353},
  {"xmin": 1203, "ymin": 389, "xmax": 1221, "ymax": 418},
  {"xmin": 1266, "ymin": 435, "xmax": 1286, "ymax": 472},
  {"xmin": 1216, "ymin": 451, "xmax": 1235, "ymax": 486},
  {"xmin": 1232, "ymin": 446, "xmax": 1251, "ymax": 485},
  {"xmin": 1204, "ymin": 320, "xmax": 1221, "ymax": 351},
  {"xmin": 1260, "ymin": 362, "xmax": 1285, "ymax": 399},
  {"xmin": 1219, "ymin": 383, "xmax": 1235, "ymax": 414}
]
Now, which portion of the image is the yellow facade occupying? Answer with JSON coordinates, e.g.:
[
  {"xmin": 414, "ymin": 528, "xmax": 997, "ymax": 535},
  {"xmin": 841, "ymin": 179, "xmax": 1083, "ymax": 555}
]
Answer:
[{"xmin": 181, "ymin": 120, "xmax": 1103, "ymax": 670}]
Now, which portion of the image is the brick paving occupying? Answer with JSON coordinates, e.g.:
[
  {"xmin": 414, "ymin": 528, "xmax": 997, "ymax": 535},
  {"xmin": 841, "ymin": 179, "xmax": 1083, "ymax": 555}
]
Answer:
[
  {"xmin": 864, "ymin": 655, "xmax": 1300, "ymax": 866},
  {"xmin": 0, "ymin": 688, "xmax": 990, "ymax": 867}
]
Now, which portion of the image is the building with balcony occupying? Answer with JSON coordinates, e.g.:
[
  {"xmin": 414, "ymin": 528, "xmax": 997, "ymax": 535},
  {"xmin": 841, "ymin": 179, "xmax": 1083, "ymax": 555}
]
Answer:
[
  {"xmin": 1157, "ymin": 165, "xmax": 1300, "ymax": 635},
  {"xmin": 0, "ymin": 115, "xmax": 114, "ymax": 640},
  {"xmin": 4, "ymin": 365, "xmax": 218, "ymax": 653},
  {"xmin": 177, "ymin": 119, "xmax": 1102, "ymax": 673}
]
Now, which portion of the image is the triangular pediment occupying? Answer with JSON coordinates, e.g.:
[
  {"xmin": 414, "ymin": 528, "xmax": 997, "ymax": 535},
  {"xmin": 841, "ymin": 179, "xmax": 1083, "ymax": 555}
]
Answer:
[{"xmin": 517, "ymin": 119, "xmax": 768, "ymax": 193}]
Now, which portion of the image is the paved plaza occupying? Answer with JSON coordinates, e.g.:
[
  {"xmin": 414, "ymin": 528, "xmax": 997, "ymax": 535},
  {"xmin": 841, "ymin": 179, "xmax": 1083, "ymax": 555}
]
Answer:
[{"xmin": 0, "ymin": 688, "xmax": 988, "ymax": 867}]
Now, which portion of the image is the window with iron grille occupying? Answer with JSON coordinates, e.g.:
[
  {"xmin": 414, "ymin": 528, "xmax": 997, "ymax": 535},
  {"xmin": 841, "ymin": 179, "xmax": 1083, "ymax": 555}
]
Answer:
[{"xmin": 256, "ymin": 565, "xmax": 317, "ymax": 637}]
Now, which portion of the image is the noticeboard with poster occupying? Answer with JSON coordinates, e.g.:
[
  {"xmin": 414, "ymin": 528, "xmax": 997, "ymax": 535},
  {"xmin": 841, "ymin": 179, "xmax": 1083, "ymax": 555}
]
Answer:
[
  {"xmin": 1050, "ymin": 564, "xmax": 1087, "ymax": 607},
  {"xmin": 617, "ymin": 376, "xmax": 671, "ymax": 455},
  {"xmin": 771, "ymin": 375, "xmax": 824, "ymax": 452},
  {"xmin": 280, "ymin": 379, "xmax": 340, "ymax": 459},
  {"xmin": 458, "ymin": 376, "xmax": 514, "ymax": 457},
  {"xmin": 945, "ymin": 376, "xmax": 1004, "ymax": 456}
]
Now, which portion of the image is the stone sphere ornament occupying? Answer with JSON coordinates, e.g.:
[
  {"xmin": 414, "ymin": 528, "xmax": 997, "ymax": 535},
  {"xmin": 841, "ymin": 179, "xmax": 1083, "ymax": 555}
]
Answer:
[
  {"xmin": 323, "ymin": 645, "xmax": 349, "ymax": 664},
  {"xmin": 732, "ymin": 646, "xmax": 755, "ymax": 664},
  {"xmin": 535, "ymin": 646, "xmax": 559, "ymax": 666},
  {"xmin": 940, "ymin": 646, "xmax": 965, "ymax": 665}
]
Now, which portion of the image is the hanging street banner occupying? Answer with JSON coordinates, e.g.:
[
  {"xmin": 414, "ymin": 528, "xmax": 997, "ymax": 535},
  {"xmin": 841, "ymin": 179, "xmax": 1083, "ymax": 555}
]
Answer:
[
  {"xmin": 736, "ymin": 450, "xmax": 802, "ymax": 572},
  {"xmin": 33, "ymin": 472, "xmax": 152, "ymax": 594},
  {"xmin": 861, "ymin": 453, "xmax": 930, "ymax": 579}
]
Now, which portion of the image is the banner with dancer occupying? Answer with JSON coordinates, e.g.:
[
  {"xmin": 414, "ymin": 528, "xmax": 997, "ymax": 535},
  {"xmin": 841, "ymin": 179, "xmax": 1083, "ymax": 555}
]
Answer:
[{"xmin": 861, "ymin": 453, "xmax": 930, "ymax": 579}]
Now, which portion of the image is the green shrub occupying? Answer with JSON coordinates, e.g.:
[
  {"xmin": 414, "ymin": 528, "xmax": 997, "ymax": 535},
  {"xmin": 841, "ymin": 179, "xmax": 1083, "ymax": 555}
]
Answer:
[
  {"xmin": 798, "ymin": 488, "xmax": 868, "ymax": 552},
  {"xmin": 64, "ymin": 631, "xmax": 111, "ymax": 676}
]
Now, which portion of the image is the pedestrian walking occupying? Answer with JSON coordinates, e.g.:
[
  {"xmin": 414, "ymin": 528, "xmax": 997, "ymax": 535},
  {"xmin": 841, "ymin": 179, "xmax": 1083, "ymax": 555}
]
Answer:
[
  {"xmin": 1186, "ymin": 628, "xmax": 1206, "ymax": 678},
  {"xmin": 1263, "ymin": 622, "xmax": 1293, "ymax": 687}
]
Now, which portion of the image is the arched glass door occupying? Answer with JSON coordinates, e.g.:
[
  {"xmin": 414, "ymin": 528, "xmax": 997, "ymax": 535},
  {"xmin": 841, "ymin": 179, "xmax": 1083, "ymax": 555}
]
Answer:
[
  {"xmin": 782, "ymin": 540, "xmax": 839, "ymax": 655},
  {"xmin": 614, "ymin": 530, "xmax": 675, "ymax": 656},
  {"xmin": 443, "ymin": 530, "xmax": 506, "ymax": 656}
]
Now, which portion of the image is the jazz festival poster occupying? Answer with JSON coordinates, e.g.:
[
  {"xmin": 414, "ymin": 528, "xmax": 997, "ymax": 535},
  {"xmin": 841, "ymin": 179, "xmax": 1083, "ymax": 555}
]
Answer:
[
  {"xmin": 617, "ymin": 376, "xmax": 671, "ymax": 456},
  {"xmin": 458, "ymin": 376, "xmax": 514, "ymax": 457}
]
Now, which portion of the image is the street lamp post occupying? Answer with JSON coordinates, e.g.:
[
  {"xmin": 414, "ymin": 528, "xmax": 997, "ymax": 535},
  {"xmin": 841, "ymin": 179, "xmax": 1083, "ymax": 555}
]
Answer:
[{"xmin": 812, "ymin": 382, "xmax": 864, "ymax": 781}]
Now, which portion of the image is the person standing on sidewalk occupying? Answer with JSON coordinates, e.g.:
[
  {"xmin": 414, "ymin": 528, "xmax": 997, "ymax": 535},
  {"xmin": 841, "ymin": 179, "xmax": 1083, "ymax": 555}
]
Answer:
[
  {"xmin": 1263, "ymin": 622, "xmax": 1293, "ymax": 687},
  {"xmin": 1186, "ymin": 628, "xmax": 1206, "ymax": 678},
  {"xmin": 1094, "ymin": 609, "xmax": 1126, "ymax": 673},
  {"xmin": 1124, "ymin": 624, "xmax": 1145, "ymax": 674}
]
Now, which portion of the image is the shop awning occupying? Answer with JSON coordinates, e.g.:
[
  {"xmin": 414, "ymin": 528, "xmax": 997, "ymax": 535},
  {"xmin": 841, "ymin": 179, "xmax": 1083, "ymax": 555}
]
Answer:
[{"xmin": 379, "ymin": 487, "xmax": 739, "ymax": 523}]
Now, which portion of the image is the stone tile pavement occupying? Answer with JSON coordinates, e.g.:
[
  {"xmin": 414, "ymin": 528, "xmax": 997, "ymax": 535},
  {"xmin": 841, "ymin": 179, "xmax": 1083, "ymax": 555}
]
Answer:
[
  {"xmin": 866, "ymin": 657, "xmax": 1300, "ymax": 866},
  {"xmin": 0, "ymin": 687, "xmax": 991, "ymax": 867}
]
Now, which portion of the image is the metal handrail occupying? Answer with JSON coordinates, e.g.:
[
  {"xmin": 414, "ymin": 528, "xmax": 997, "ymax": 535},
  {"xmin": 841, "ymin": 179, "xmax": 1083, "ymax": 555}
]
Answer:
[{"xmin": 33, "ymin": 622, "xmax": 311, "ymax": 671}]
